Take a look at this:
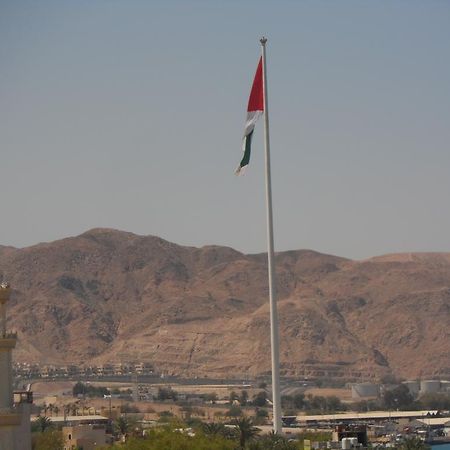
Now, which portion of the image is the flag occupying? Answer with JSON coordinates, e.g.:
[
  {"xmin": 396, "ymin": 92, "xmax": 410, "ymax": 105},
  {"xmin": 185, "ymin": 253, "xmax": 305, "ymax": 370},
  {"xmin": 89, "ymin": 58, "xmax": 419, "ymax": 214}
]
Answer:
[{"xmin": 236, "ymin": 57, "xmax": 264, "ymax": 175}]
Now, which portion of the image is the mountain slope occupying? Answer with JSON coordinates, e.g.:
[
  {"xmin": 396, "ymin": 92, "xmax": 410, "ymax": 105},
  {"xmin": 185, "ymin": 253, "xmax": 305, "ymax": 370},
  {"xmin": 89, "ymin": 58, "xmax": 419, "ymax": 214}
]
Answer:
[{"xmin": 1, "ymin": 229, "xmax": 449, "ymax": 380}]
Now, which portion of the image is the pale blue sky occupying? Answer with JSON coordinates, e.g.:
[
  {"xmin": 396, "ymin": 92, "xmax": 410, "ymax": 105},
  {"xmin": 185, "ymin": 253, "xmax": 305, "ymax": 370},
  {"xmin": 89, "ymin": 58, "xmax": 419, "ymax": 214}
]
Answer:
[{"xmin": 1, "ymin": 0, "xmax": 450, "ymax": 259}]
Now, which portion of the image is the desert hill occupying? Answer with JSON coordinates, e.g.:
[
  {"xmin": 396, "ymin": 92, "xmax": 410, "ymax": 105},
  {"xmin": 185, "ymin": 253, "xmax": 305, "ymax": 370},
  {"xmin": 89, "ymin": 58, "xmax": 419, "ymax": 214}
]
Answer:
[{"xmin": 1, "ymin": 228, "xmax": 449, "ymax": 381}]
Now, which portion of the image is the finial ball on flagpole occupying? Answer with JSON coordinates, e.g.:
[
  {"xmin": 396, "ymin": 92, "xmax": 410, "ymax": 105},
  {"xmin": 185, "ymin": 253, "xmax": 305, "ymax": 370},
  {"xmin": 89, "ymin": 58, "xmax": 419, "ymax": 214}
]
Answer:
[{"xmin": 260, "ymin": 37, "xmax": 267, "ymax": 45}]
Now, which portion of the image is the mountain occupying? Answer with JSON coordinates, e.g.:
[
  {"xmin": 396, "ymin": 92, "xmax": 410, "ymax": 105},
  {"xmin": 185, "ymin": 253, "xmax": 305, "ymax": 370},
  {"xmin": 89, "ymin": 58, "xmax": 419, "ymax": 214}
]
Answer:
[{"xmin": 1, "ymin": 228, "xmax": 449, "ymax": 381}]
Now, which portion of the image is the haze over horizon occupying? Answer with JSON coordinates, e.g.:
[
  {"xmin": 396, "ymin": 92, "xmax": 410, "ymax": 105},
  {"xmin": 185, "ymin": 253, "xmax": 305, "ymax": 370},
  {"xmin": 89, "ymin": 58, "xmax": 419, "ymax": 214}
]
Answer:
[{"xmin": 2, "ymin": 1, "xmax": 450, "ymax": 259}]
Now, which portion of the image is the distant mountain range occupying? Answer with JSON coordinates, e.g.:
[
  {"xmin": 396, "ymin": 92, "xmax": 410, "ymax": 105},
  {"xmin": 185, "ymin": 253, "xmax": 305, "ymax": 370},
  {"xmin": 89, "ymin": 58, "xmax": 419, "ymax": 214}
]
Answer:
[{"xmin": 1, "ymin": 228, "xmax": 449, "ymax": 381}]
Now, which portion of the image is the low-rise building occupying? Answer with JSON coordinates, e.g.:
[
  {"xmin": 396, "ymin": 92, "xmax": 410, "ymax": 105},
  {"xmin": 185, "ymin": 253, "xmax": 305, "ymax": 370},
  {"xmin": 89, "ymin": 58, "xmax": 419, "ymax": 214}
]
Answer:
[
  {"xmin": 62, "ymin": 424, "xmax": 108, "ymax": 450},
  {"xmin": 0, "ymin": 283, "xmax": 33, "ymax": 450}
]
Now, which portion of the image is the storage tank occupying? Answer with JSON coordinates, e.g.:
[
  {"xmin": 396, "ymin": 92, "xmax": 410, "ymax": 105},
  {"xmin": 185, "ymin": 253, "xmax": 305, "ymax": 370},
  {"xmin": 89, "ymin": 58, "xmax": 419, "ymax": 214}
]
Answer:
[
  {"xmin": 342, "ymin": 437, "xmax": 358, "ymax": 449},
  {"xmin": 402, "ymin": 381, "xmax": 420, "ymax": 396},
  {"xmin": 342, "ymin": 438, "xmax": 352, "ymax": 450},
  {"xmin": 420, "ymin": 380, "xmax": 441, "ymax": 394},
  {"xmin": 351, "ymin": 383, "xmax": 380, "ymax": 399}
]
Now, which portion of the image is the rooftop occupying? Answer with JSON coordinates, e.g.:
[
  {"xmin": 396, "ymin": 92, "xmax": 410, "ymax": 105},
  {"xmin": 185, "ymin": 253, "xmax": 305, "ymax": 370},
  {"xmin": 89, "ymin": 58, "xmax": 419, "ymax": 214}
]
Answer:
[{"xmin": 296, "ymin": 411, "xmax": 442, "ymax": 423}]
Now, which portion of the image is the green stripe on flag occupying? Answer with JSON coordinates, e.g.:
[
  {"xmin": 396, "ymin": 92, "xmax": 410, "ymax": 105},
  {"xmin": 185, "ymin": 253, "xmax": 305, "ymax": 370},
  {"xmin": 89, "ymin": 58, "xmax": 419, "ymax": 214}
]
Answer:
[{"xmin": 240, "ymin": 130, "xmax": 253, "ymax": 170}]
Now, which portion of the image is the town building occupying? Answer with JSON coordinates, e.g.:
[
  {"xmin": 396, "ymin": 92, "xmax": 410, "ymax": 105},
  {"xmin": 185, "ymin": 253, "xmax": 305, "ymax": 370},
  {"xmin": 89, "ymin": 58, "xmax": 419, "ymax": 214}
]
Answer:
[
  {"xmin": 0, "ymin": 282, "xmax": 32, "ymax": 450},
  {"xmin": 62, "ymin": 423, "xmax": 108, "ymax": 450}
]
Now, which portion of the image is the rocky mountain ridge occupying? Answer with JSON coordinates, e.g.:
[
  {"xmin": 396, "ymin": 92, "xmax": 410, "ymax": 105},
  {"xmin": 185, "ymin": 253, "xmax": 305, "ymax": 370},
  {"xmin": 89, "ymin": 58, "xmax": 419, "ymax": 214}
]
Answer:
[{"xmin": 1, "ymin": 228, "xmax": 449, "ymax": 381}]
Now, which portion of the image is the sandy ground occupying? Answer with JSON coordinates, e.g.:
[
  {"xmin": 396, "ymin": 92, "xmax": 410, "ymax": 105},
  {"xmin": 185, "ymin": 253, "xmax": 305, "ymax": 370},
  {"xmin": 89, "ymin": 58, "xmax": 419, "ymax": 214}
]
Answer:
[
  {"xmin": 303, "ymin": 388, "xmax": 353, "ymax": 402},
  {"xmin": 31, "ymin": 380, "xmax": 257, "ymax": 400},
  {"xmin": 30, "ymin": 381, "xmax": 356, "ymax": 422},
  {"xmin": 31, "ymin": 381, "xmax": 74, "ymax": 397},
  {"xmin": 30, "ymin": 379, "xmax": 259, "ymax": 421}
]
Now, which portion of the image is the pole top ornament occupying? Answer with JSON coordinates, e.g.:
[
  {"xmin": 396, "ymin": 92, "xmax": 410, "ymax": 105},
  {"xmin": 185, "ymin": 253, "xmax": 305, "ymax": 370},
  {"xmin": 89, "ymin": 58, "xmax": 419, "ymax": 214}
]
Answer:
[{"xmin": 260, "ymin": 37, "xmax": 267, "ymax": 45}]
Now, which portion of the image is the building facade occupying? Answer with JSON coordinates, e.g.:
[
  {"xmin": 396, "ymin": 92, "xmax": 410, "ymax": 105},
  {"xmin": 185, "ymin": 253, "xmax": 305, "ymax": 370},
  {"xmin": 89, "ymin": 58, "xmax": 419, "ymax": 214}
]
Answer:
[{"xmin": 0, "ymin": 283, "xmax": 32, "ymax": 450}]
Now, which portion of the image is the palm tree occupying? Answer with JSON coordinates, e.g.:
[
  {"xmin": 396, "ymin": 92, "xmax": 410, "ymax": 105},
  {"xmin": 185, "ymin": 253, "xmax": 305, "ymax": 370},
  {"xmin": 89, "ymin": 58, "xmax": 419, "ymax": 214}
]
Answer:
[
  {"xmin": 115, "ymin": 415, "xmax": 131, "ymax": 440},
  {"xmin": 35, "ymin": 415, "xmax": 53, "ymax": 432},
  {"xmin": 202, "ymin": 422, "xmax": 227, "ymax": 436},
  {"xmin": 234, "ymin": 416, "xmax": 259, "ymax": 448}
]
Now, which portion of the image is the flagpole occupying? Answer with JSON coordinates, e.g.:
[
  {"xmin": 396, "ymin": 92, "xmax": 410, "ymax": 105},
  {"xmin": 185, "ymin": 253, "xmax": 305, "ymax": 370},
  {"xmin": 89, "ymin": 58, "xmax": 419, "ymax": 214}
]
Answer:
[{"xmin": 260, "ymin": 36, "xmax": 282, "ymax": 434}]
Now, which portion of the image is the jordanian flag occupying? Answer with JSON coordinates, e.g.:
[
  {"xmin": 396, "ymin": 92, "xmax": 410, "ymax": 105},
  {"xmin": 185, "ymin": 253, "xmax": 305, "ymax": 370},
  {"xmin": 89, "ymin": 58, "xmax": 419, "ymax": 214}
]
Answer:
[{"xmin": 236, "ymin": 57, "xmax": 264, "ymax": 175}]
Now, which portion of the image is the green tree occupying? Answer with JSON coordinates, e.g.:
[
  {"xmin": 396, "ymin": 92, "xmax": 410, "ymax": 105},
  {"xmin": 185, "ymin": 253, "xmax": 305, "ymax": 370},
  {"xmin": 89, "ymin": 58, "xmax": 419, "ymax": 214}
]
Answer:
[
  {"xmin": 308, "ymin": 395, "xmax": 326, "ymax": 412},
  {"xmin": 202, "ymin": 422, "xmax": 227, "ymax": 437},
  {"xmin": 296, "ymin": 431, "xmax": 332, "ymax": 448},
  {"xmin": 398, "ymin": 436, "xmax": 431, "ymax": 450},
  {"xmin": 72, "ymin": 381, "xmax": 109, "ymax": 398},
  {"xmin": 253, "ymin": 408, "xmax": 269, "ymax": 425},
  {"xmin": 118, "ymin": 427, "xmax": 236, "ymax": 450},
  {"xmin": 32, "ymin": 429, "xmax": 64, "ymax": 450},
  {"xmin": 252, "ymin": 391, "xmax": 267, "ymax": 407},
  {"xmin": 229, "ymin": 391, "xmax": 239, "ymax": 404},
  {"xmin": 281, "ymin": 393, "xmax": 308, "ymax": 413},
  {"xmin": 115, "ymin": 415, "xmax": 132, "ymax": 439},
  {"xmin": 419, "ymin": 393, "xmax": 450, "ymax": 410},
  {"xmin": 325, "ymin": 396, "xmax": 346, "ymax": 412},
  {"xmin": 247, "ymin": 432, "xmax": 298, "ymax": 449},
  {"xmin": 353, "ymin": 399, "xmax": 378, "ymax": 412},
  {"xmin": 33, "ymin": 415, "xmax": 53, "ymax": 433},
  {"xmin": 204, "ymin": 392, "xmax": 218, "ymax": 404},
  {"xmin": 226, "ymin": 405, "xmax": 243, "ymax": 417},
  {"xmin": 382, "ymin": 385, "xmax": 415, "ymax": 410},
  {"xmin": 73, "ymin": 381, "xmax": 86, "ymax": 396},
  {"xmin": 293, "ymin": 393, "xmax": 306, "ymax": 410},
  {"xmin": 234, "ymin": 416, "xmax": 259, "ymax": 448},
  {"xmin": 157, "ymin": 387, "xmax": 178, "ymax": 401},
  {"xmin": 240, "ymin": 390, "xmax": 249, "ymax": 406}
]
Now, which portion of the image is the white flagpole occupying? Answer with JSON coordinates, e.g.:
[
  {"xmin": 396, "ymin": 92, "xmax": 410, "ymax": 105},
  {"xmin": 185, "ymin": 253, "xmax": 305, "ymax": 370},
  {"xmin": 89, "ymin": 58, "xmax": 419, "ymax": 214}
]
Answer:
[{"xmin": 260, "ymin": 36, "xmax": 282, "ymax": 434}]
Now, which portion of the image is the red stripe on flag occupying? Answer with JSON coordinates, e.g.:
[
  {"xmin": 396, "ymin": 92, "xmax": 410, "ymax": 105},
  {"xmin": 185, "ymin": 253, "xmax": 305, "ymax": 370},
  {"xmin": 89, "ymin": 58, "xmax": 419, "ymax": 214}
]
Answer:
[{"xmin": 247, "ymin": 57, "xmax": 264, "ymax": 112}]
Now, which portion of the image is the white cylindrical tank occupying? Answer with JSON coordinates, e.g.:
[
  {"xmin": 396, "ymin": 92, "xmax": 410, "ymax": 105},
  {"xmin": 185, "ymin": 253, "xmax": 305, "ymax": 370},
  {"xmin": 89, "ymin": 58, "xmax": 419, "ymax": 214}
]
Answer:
[
  {"xmin": 420, "ymin": 380, "xmax": 441, "ymax": 394},
  {"xmin": 349, "ymin": 438, "xmax": 358, "ymax": 447},
  {"xmin": 351, "ymin": 383, "xmax": 380, "ymax": 399},
  {"xmin": 403, "ymin": 381, "xmax": 420, "ymax": 396},
  {"xmin": 342, "ymin": 438, "xmax": 351, "ymax": 450}
]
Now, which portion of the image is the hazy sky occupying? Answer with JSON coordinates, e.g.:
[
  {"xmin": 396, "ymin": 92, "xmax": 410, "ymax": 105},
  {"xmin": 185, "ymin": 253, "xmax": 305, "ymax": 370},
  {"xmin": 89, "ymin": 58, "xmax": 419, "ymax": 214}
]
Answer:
[{"xmin": 1, "ymin": 1, "xmax": 450, "ymax": 259}]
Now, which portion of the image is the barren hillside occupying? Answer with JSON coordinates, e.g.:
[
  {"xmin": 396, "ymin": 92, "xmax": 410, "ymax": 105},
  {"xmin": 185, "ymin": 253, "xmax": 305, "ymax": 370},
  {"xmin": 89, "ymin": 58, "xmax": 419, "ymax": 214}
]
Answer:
[{"xmin": 1, "ymin": 229, "xmax": 449, "ymax": 380}]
